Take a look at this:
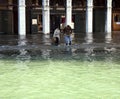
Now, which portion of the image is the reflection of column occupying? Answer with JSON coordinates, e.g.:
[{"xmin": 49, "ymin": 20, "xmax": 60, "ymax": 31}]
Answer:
[
  {"xmin": 18, "ymin": 35, "xmax": 27, "ymax": 58},
  {"xmin": 84, "ymin": 47, "xmax": 94, "ymax": 62},
  {"xmin": 105, "ymin": 32, "xmax": 112, "ymax": 43},
  {"xmin": 104, "ymin": 47, "xmax": 116, "ymax": 68},
  {"xmin": 85, "ymin": 32, "xmax": 93, "ymax": 44},
  {"xmin": 16, "ymin": 35, "xmax": 30, "ymax": 70},
  {"xmin": 41, "ymin": 49, "xmax": 51, "ymax": 59},
  {"xmin": 42, "ymin": 34, "xmax": 51, "ymax": 45},
  {"xmin": 86, "ymin": 0, "xmax": 93, "ymax": 33},
  {"xmin": 66, "ymin": 0, "xmax": 72, "ymax": 26},
  {"xmin": 18, "ymin": 35, "xmax": 27, "ymax": 46},
  {"xmin": 17, "ymin": 35, "xmax": 31, "ymax": 61},
  {"xmin": 18, "ymin": 0, "xmax": 26, "ymax": 35},
  {"xmin": 105, "ymin": 0, "xmax": 112, "ymax": 33},
  {"xmin": 42, "ymin": 0, "xmax": 50, "ymax": 34}
]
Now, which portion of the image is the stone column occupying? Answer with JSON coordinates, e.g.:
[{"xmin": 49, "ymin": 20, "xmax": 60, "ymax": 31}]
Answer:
[
  {"xmin": 86, "ymin": 0, "xmax": 93, "ymax": 33},
  {"xmin": 42, "ymin": 0, "xmax": 50, "ymax": 34},
  {"xmin": 105, "ymin": 0, "xmax": 112, "ymax": 33},
  {"xmin": 18, "ymin": 0, "xmax": 26, "ymax": 35},
  {"xmin": 66, "ymin": 0, "xmax": 72, "ymax": 27}
]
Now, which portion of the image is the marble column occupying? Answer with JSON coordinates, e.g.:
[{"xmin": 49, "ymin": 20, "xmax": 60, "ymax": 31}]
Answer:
[
  {"xmin": 18, "ymin": 0, "xmax": 26, "ymax": 35},
  {"xmin": 42, "ymin": 0, "xmax": 50, "ymax": 34},
  {"xmin": 66, "ymin": 0, "xmax": 72, "ymax": 27},
  {"xmin": 86, "ymin": 0, "xmax": 93, "ymax": 33},
  {"xmin": 105, "ymin": 0, "xmax": 112, "ymax": 33}
]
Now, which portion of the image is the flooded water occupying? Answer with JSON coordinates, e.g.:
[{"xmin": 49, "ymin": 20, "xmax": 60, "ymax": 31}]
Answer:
[{"xmin": 0, "ymin": 32, "xmax": 120, "ymax": 99}]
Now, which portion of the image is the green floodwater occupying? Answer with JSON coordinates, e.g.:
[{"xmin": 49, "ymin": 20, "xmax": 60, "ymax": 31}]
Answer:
[{"xmin": 0, "ymin": 58, "xmax": 120, "ymax": 99}]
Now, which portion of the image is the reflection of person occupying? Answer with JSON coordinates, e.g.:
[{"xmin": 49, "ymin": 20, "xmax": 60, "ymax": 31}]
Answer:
[
  {"xmin": 63, "ymin": 25, "xmax": 72, "ymax": 46},
  {"xmin": 53, "ymin": 27, "xmax": 61, "ymax": 46}
]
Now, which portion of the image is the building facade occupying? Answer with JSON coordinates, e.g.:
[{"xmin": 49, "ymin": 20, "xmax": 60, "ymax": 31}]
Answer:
[{"xmin": 0, "ymin": 0, "xmax": 120, "ymax": 35}]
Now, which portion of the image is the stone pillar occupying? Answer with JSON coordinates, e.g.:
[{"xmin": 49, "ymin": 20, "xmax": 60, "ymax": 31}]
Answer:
[
  {"xmin": 105, "ymin": 0, "xmax": 112, "ymax": 33},
  {"xmin": 66, "ymin": 0, "xmax": 72, "ymax": 27},
  {"xmin": 86, "ymin": 0, "xmax": 93, "ymax": 33},
  {"xmin": 18, "ymin": 0, "xmax": 26, "ymax": 35},
  {"xmin": 42, "ymin": 0, "xmax": 50, "ymax": 34}
]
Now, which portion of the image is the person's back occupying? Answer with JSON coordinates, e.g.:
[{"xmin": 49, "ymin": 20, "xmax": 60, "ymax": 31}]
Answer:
[
  {"xmin": 63, "ymin": 25, "xmax": 72, "ymax": 36},
  {"xmin": 53, "ymin": 28, "xmax": 60, "ymax": 39},
  {"xmin": 63, "ymin": 25, "xmax": 72, "ymax": 45},
  {"xmin": 53, "ymin": 28, "xmax": 61, "ymax": 46}
]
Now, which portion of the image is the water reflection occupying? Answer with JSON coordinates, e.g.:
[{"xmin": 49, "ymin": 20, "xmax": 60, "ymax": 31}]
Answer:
[
  {"xmin": 84, "ymin": 47, "xmax": 94, "ymax": 62},
  {"xmin": 41, "ymin": 49, "xmax": 51, "ymax": 59},
  {"xmin": 18, "ymin": 35, "xmax": 27, "ymax": 46},
  {"xmin": 0, "ymin": 54, "xmax": 4, "ymax": 59},
  {"xmin": 105, "ymin": 32, "xmax": 112, "ymax": 43},
  {"xmin": 104, "ymin": 47, "xmax": 116, "ymax": 54},
  {"xmin": 42, "ymin": 34, "xmax": 51, "ymax": 45},
  {"xmin": 104, "ymin": 47, "xmax": 117, "ymax": 68},
  {"xmin": 15, "ymin": 35, "xmax": 31, "ymax": 70},
  {"xmin": 85, "ymin": 33, "xmax": 93, "ymax": 44},
  {"xmin": 0, "ymin": 32, "xmax": 119, "ymax": 62}
]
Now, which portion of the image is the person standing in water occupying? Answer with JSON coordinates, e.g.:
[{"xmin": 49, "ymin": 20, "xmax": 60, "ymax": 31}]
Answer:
[
  {"xmin": 53, "ymin": 27, "xmax": 61, "ymax": 46},
  {"xmin": 63, "ymin": 25, "xmax": 72, "ymax": 46}
]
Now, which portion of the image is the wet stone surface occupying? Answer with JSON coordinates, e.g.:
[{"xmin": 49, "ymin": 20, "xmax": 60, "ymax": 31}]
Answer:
[{"xmin": 0, "ymin": 33, "xmax": 120, "ymax": 60}]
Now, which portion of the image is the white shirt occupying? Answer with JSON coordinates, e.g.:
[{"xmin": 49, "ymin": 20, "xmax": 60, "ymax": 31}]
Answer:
[{"xmin": 53, "ymin": 28, "xmax": 60, "ymax": 39}]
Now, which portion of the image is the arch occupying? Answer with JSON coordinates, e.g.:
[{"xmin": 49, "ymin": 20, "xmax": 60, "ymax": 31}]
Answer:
[
  {"xmin": 93, "ymin": 0, "xmax": 107, "ymax": 7},
  {"xmin": 72, "ymin": 0, "xmax": 85, "ymax": 8},
  {"xmin": 50, "ymin": 0, "xmax": 65, "ymax": 7}
]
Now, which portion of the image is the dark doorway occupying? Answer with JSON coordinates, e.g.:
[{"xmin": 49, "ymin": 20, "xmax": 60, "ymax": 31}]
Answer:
[
  {"xmin": 13, "ymin": 0, "xmax": 18, "ymax": 34},
  {"xmin": 50, "ymin": 15, "xmax": 61, "ymax": 34}
]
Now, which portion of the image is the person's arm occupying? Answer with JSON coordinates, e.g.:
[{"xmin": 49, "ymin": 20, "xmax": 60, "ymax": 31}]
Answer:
[
  {"xmin": 63, "ymin": 27, "xmax": 66, "ymax": 35},
  {"xmin": 69, "ymin": 26, "xmax": 72, "ymax": 34},
  {"xmin": 53, "ymin": 29, "xmax": 56, "ymax": 37}
]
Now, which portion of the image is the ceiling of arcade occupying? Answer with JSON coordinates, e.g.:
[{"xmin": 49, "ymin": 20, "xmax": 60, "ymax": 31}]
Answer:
[
  {"xmin": 0, "ymin": 0, "xmax": 120, "ymax": 8},
  {"xmin": 28, "ymin": 0, "xmax": 120, "ymax": 8}
]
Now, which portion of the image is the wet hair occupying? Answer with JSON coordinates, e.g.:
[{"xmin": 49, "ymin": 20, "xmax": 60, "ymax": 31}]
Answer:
[{"xmin": 67, "ymin": 25, "xmax": 71, "ymax": 28}]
